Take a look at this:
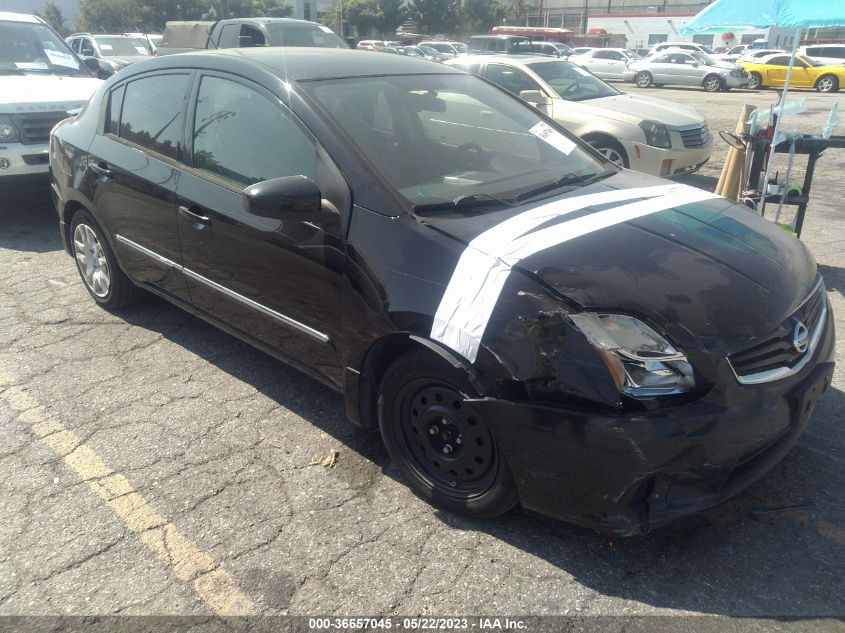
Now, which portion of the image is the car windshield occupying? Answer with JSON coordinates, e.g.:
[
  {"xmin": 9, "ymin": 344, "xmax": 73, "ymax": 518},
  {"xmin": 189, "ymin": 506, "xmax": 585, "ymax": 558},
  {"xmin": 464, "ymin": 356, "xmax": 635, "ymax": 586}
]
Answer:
[
  {"xmin": 453, "ymin": 43, "xmax": 468, "ymax": 53},
  {"xmin": 700, "ymin": 45, "xmax": 716, "ymax": 54},
  {"xmin": 266, "ymin": 23, "xmax": 346, "ymax": 47},
  {"xmin": 304, "ymin": 74, "xmax": 606, "ymax": 209},
  {"xmin": 95, "ymin": 36, "xmax": 152, "ymax": 57},
  {"xmin": 0, "ymin": 20, "xmax": 89, "ymax": 76},
  {"xmin": 528, "ymin": 61, "xmax": 619, "ymax": 101},
  {"xmin": 623, "ymin": 50, "xmax": 641, "ymax": 59}
]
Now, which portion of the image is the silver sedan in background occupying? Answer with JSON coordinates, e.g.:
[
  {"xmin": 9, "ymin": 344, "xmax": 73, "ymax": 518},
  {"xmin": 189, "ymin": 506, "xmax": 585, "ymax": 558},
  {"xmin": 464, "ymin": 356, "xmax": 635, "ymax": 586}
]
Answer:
[{"xmin": 624, "ymin": 50, "xmax": 750, "ymax": 91}]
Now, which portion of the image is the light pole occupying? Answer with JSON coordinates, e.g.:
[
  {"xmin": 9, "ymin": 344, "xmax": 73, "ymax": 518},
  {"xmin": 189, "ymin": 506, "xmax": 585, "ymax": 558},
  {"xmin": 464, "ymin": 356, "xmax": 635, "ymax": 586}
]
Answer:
[{"xmin": 339, "ymin": 0, "xmax": 344, "ymax": 37}]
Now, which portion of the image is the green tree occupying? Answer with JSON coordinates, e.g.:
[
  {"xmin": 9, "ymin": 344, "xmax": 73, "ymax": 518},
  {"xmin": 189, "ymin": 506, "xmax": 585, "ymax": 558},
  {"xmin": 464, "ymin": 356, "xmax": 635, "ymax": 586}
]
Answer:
[
  {"xmin": 462, "ymin": 0, "xmax": 504, "ymax": 33},
  {"xmin": 38, "ymin": 0, "xmax": 66, "ymax": 33},
  {"xmin": 322, "ymin": 0, "xmax": 382, "ymax": 37},
  {"xmin": 410, "ymin": 0, "xmax": 459, "ymax": 34},
  {"xmin": 223, "ymin": 0, "xmax": 294, "ymax": 19},
  {"xmin": 378, "ymin": 0, "xmax": 407, "ymax": 35},
  {"xmin": 502, "ymin": 0, "xmax": 526, "ymax": 26},
  {"xmin": 76, "ymin": 0, "xmax": 138, "ymax": 32}
]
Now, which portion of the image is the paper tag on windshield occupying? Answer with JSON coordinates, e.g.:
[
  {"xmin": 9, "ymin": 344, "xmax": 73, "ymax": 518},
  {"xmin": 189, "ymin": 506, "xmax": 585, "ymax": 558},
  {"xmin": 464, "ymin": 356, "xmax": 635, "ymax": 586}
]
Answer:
[
  {"xmin": 100, "ymin": 44, "xmax": 113, "ymax": 51},
  {"xmin": 135, "ymin": 46, "xmax": 148, "ymax": 54},
  {"xmin": 319, "ymin": 25, "xmax": 334, "ymax": 33},
  {"xmin": 529, "ymin": 122, "xmax": 576, "ymax": 155},
  {"xmin": 44, "ymin": 49, "xmax": 79, "ymax": 69},
  {"xmin": 16, "ymin": 62, "xmax": 49, "ymax": 70}
]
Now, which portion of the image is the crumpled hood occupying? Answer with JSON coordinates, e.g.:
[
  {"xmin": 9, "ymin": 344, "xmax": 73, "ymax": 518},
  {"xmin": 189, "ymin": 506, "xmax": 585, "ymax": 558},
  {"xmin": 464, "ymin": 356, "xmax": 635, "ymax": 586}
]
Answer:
[
  {"xmin": 417, "ymin": 171, "xmax": 817, "ymax": 356},
  {"xmin": 567, "ymin": 93, "xmax": 705, "ymax": 128},
  {"xmin": 0, "ymin": 75, "xmax": 102, "ymax": 113}
]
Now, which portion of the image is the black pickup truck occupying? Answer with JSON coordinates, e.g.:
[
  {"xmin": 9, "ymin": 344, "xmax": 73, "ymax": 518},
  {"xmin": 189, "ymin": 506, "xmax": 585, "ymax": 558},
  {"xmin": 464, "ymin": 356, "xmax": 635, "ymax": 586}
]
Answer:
[{"xmin": 157, "ymin": 17, "xmax": 347, "ymax": 55}]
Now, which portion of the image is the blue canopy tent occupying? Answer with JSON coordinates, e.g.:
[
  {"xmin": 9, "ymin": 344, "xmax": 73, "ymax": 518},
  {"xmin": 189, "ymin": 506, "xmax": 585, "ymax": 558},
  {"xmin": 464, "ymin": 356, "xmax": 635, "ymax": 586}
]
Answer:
[{"xmin": 681, "ymin": 0, "xmax": 845, "ymax": 211}]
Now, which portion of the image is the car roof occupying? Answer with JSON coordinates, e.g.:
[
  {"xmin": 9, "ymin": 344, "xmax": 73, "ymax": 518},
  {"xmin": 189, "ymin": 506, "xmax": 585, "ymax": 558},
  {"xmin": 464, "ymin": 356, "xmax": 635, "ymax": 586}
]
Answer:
[
  {"xmin": 129, "ymin": 47, "xmax": 465, "ymax": 81},
  {"xmin": 217, "ymin": 17, "xmax": 324, "ymax": 25},
  {"xmin": 447, "ymin": 54, "xmax": 558, "ymax": 66},
  {"xmin": 0, "ymin": 11, "xmax": 42, "ymax": 23}
]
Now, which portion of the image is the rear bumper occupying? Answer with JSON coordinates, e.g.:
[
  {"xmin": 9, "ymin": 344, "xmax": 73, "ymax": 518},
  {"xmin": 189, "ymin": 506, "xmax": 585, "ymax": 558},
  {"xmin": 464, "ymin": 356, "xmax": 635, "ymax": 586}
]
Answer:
[{"xmin": 469, "ymin": 308, "xmax": 836, "ymax": 536}]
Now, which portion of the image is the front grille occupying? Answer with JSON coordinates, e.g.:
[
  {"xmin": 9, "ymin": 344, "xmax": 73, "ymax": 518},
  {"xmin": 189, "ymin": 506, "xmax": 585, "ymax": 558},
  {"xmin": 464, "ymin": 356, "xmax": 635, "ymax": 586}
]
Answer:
[
  {"xmin": 679, "ymin": 124, "xmax": 710, "ymax": 149},
  {"xmin": 10, "ymin": 112, "xmax": 70, "ymax": 145},
  {"xmin": 728, "ymin": 279, "xmax": 827, "ymax": 381}
]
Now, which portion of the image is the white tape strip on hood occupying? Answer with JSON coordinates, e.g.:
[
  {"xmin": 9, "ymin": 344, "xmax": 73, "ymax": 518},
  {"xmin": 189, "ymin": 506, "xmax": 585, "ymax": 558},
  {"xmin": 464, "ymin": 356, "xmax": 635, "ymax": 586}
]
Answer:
[{"xmin": 431, "ymin": 183, "xmax": 721, "ymax": 362}]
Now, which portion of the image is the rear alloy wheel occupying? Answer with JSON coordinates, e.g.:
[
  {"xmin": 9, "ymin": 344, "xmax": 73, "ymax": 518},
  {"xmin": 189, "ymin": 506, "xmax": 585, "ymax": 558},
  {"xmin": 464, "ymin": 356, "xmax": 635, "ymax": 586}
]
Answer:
[
  {"xmin": 635, "ymin": 71, "xmax": 653, "ymax": 88},
  {"xmin": 816, "ymin": 75, "xmax": 839, "ymax": 93},
  {"xmin": 703, "ymin": 74, "xmax": 723, "ymax": 92},
  {"xmin": 70, "ymin": 209, "xmax": 142, "ymax": 310},
  {"xmin": 378, "ymin": 351, "xmax": 519, "ymax": 519},
  {"xmin": 748, "ymin": 72, "xmax": 763, "ymax": 90}
]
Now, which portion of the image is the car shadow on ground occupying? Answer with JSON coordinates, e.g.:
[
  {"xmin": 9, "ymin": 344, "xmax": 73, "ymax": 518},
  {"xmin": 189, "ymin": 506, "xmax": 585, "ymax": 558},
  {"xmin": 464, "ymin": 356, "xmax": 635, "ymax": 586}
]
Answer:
[
  {"xmin": 819, "ymin": 264, "xmax": 845, "ymax": 298},
  {"xmin": 0, "ymin": 192, "xmax": 63, "ymax": 253},
  {"xmin": 6, "ymin": 193, "xmax": 844, "ymax": 617}
]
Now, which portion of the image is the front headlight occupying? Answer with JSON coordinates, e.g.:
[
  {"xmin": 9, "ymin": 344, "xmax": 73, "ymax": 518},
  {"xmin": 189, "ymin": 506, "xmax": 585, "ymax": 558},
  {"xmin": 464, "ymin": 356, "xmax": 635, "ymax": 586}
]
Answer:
[
  {"xmin": 569, "ymin": 313, "xmax": 695, "ymax": 397},
  {"xmin": 0, "ymin": 116, "xmax": 20, "ymax": 143},
  {"xmin": 639, "ymin": 120, "xmax": 672, "ymax": 149}
]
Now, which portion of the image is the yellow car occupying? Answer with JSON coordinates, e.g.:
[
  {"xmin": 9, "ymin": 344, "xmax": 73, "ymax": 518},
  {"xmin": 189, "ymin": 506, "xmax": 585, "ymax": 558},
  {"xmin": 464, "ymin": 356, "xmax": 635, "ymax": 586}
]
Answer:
[{"xmin": 741, "ymin": 53, "xmax": 845, "ymax": 92}]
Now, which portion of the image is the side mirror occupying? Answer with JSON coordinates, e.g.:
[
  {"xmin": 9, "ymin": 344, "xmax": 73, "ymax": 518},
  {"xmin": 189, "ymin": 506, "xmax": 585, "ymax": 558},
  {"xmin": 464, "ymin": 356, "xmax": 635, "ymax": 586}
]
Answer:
[
  {"xmin": 519, "ymin": 90, "xmax": 552, "ymax": 107},
  {"xmin": 83, "ymin": 57, "xmax": 101, "ymax": 72},
  {"xmin": 243, "ymin": 176, "xmax": 329, "ymax": 222}
]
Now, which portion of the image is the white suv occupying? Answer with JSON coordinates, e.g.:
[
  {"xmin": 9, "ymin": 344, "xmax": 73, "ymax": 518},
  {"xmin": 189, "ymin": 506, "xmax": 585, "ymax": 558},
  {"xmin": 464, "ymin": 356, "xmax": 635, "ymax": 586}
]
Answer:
[
  {"xmin": 799, "ymin": 45, "xmax": 845, "ymax": 66},
  {"xmin": 0, "ymin": 12, "xmax": 101, "ymax": 194}
]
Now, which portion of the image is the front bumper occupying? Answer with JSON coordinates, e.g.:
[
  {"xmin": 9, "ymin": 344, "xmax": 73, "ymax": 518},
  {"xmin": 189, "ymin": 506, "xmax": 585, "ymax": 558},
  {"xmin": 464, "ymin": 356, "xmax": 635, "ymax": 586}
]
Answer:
[
  {"xmin": 620, "ymin": 137, "xmax": 713, "ymax": 177},
  {"xmin": 0, "ymin": 141, "xmax": 50, "ymax": 193},
  {"xmin": 469, "ymin": 307, "xmax": 835, "ymax": 536},
  {"xmin": 725, "ymin": 74, "xmax": 750, "ymax": 88}
]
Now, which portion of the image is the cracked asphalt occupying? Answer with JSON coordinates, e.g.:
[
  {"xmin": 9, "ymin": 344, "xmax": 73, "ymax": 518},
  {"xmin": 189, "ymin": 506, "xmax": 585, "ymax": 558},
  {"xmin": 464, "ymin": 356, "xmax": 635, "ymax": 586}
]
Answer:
[{"xmin": 0, "ymin": 86, "xmax": 844, "ymax": 629}]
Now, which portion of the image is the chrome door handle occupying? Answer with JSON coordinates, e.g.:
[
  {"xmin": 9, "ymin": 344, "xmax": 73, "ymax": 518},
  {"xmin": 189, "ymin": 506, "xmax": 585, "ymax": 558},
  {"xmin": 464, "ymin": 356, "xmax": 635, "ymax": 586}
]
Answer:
[
  {"xmin": 90, "ymin": 162, "xmax": 112, "ymax": 178},
  {"xmin": 179, "ymin": 205, "xmax": 210, "ymax": 224}
]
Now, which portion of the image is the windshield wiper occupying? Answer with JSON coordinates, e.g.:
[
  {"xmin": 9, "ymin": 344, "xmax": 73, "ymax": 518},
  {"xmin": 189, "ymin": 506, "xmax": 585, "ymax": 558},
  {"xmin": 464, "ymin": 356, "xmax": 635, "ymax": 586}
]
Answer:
[
  {"xmin": 515, "ymin": 168, "xmax": 618, "ymax": 203},
  {"xmin": 413, "ymin": 192, "xmax": 514, "ymax": 212}
]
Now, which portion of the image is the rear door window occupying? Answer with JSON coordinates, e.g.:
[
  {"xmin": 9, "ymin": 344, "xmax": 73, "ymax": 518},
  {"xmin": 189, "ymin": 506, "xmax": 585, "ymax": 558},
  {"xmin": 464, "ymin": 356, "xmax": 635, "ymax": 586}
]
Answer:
[{"xmin": 119, "ymin": 74, "xmax": 190, "ymax": 159}]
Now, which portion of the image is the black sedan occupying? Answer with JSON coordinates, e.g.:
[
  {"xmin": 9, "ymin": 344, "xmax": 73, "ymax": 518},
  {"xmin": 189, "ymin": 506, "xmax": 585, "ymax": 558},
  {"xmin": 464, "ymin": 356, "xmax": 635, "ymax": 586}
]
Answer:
[{"xmin": 49, "ymin": 48, "xmax": 835, "ymax": 535}]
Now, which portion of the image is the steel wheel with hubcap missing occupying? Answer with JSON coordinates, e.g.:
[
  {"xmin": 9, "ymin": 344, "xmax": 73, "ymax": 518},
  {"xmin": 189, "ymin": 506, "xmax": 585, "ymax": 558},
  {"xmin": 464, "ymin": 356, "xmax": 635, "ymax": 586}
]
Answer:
[
  {"xmin": 73, "ymin": 223, "xmax": 110, "ymax": 298},
  {"xmin": 378, "ymin": 351, "xmax": 518, "ymax": 518}
]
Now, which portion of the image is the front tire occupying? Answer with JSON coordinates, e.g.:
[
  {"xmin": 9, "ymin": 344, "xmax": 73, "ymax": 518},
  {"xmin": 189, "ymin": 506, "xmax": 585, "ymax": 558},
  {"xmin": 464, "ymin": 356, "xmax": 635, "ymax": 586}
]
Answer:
[
  {"xmin": 816, "ymin": 74, "xmax": 839, "ymax": 93},
  {"xmin": 748, "ymin": 71, "xmax": 763, "ymax": 90},
  {"xmin": 586, "ymin": 137, "xmax": 629, "ymax": 168},
  {"xmin": 70, "ymin": 209, "xmax": 142, "ymax": 310},
  {"xmin": 635, "ymin": 71, "xmax": 653, "ymax": 88},
  {"xmin": 378, "ymin": 351, "xmax": 519, "ymax": 519},
  {"xmin": 703, "ymin": 74, "xmax": 723, "ymax": 92}
]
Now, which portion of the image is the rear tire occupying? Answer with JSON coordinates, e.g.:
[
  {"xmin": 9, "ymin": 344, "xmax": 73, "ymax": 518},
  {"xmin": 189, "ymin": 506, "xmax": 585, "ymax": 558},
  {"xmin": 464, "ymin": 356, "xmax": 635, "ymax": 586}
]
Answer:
[
  {"xmin": 635, "ymin": 71, "xmax": 653, "ymax": 88},
  {"xmin": 69, "ymin": 209, "xmax": 142, "ymax": 310},
  {"xmin": 378, "ymin": 351, "xmax": 519, "ymax": 519},
  {"xmin": 703, "ymin": 74, "xmax": 723, "ymax": 92},
  {"xmin": 816, "ymin": 74, "xmax": 839, "ymax": 93}
]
